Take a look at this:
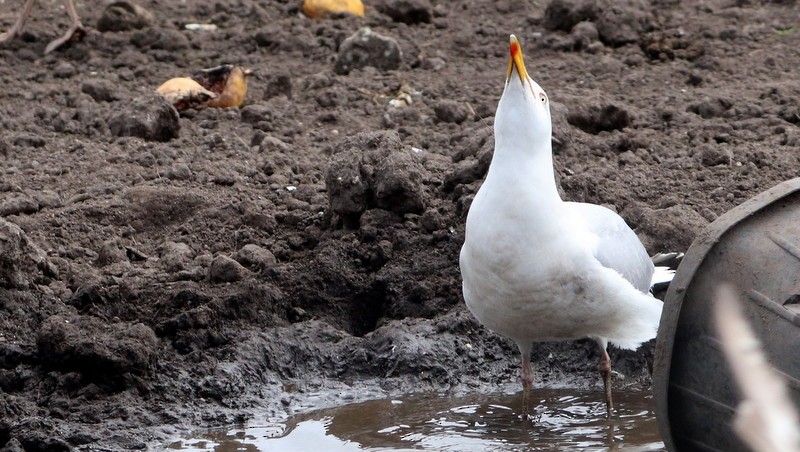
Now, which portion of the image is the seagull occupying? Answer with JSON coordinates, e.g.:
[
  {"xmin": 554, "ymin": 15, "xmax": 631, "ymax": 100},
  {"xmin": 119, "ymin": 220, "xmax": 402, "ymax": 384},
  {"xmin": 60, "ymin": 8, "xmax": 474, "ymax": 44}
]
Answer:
[
  {"xmin": 0, "ymin": 0, "xmax": 85, "ymax": 54},
  {"xmin": 459, "ymin": 35, "xmax": 663, "ymax": 418}
]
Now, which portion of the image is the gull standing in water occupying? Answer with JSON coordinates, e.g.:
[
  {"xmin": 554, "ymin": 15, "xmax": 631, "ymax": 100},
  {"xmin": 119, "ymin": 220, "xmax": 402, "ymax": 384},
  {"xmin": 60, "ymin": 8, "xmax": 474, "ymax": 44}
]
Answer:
[{"xmin": 459, "ymin": 35, "xmax": 663, "ymax": 418}]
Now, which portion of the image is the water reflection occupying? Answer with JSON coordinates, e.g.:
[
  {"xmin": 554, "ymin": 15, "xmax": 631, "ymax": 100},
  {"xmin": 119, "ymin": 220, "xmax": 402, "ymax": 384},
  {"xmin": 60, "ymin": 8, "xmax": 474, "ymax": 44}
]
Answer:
[{"xmin": 168, "ymin": 389, "xmax": 664, "ymax": 451}]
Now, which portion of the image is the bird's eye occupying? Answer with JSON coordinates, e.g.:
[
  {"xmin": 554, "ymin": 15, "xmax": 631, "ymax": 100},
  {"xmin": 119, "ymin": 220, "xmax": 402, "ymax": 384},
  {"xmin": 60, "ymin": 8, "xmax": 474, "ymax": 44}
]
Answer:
[{"xmin": 539, "ymin": 93, "xmax": 547, "ymax": 103}]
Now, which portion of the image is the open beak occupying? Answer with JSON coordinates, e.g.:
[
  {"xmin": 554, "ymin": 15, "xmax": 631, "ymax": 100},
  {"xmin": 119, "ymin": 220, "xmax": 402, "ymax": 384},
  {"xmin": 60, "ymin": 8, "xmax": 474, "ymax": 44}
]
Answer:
[{"xmin": 506, "ymin": 34, "xmax": 529, "ymax": 84}]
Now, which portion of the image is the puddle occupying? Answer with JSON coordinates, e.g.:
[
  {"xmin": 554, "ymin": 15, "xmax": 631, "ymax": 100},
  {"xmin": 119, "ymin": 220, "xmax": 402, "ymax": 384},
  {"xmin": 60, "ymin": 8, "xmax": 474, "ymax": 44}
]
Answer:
[{"xmin": 168, "ymin": 389, "xmax": 664, "ymax": 451}]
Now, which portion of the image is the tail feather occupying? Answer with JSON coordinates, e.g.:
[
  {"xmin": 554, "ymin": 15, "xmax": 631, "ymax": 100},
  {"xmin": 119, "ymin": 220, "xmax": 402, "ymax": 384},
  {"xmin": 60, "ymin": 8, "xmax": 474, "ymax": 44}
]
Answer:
[{"xmin": 595, "ymin": 267, "xmax": 664, "ymax": 350}]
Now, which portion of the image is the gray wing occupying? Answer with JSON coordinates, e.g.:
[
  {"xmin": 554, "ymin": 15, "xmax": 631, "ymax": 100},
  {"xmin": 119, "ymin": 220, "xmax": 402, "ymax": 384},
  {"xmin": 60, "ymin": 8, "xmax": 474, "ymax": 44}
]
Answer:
[{"xmin": 566, "ymin": 202, "xmax": 654, "ymax": 293}]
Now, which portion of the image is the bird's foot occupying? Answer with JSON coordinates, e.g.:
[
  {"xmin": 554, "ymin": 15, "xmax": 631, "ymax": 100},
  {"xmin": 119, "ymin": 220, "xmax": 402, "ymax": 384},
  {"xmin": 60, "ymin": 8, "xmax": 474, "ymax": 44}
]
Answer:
[
  {"xmin": 0, "ymin": 27, "xmax": 22, "ymax": 44},
  {"xmin": 44, "ymin": 22, "xmax": 85, "ymax": 54}
]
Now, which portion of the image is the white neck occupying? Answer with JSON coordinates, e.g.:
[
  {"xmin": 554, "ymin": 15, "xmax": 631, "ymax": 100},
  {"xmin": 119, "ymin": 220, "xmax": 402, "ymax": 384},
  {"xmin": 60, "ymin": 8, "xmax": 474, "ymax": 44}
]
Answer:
[{"xmin": 487, "ymin": 135, "xmax": 561, "ymax": 205}]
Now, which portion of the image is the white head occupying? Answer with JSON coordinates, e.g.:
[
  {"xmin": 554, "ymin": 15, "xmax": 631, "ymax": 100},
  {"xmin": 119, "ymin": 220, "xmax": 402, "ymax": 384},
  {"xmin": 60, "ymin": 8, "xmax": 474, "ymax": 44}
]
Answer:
[{"xmin": 494, "ymin": 35, "xmax": 552, "ymax": 155}]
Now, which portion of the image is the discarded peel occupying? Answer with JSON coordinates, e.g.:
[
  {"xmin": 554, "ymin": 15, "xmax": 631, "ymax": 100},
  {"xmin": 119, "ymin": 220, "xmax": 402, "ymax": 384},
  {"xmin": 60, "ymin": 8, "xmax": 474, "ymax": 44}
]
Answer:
[
  {"xmin": 302, "ymin": 0, "xmax": 365, "ymax": 19},
  {"xmin": 155, "ymin": 77, "xmax": 217, "ymax": 111},
  {"xmin": 192, "ymin": 65, "xmax": 253, "ymax": 109}
]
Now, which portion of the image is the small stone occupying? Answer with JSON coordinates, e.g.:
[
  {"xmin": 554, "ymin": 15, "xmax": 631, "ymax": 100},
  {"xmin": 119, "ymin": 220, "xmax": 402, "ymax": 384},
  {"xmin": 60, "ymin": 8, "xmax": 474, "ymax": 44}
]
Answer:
[
  {"xmin": 543, "ymin": 0, "xmax": 599, "ymax": 32},
  {"xmin": 81, "ymin": 78, "xmax": 120, "ymax": 102},
  {"xmin": 34, "ymin": 190, "xmax": 63, "ymax": 209},
  {"xmin": 374, "ymin": 0, "xmax": 433, "ymax": 24},
  {"xmin": 108, "ymin": 93, "xmax": 180, "ymax": 142},
  {"xmin": 130, "ymin": 28, "xmax": 190, "ymax": 51},
  {"xmin": 13, "ymin": 134, "xmax": 46, "ymax": 148},
  {"xmin": 166, "ymin": 163, "xmax": 193, "ymax": 181},
  {"xmin": 258, "ymin": 136, "xmax": 290, "ymax": 153},
  {"xmin": 433, "ymin": 100, "xmax": 472, "ymax": 124},
  {"xmin": 97, "ymin": 1, "xmax": 155, "ymax": 32},
  {"xmin": 420, "ymin": 57, "xmax": 446, "ymax": 71},
  {"xmin": 95, "ymin": 240, "xmax": 127, "ymax": 267},
  {"xmin": 570, "ymin": 21, "xmax": 599, "ymax": 50},
  {"xmin": 0, "ymin": 218, "xmax": 56, "ymax": 289},
  {"xmin": 53, "ymin": 61, "xmax": 76, "ymax": 78},
  {"xmin": 208, "ymin": 255, "xmax": 249, "ymax": 283},
  {"xmin": 265, "ymin": 74, "xmax": 292, "ymax": 100},
  {"xmin": 687, "ymin": 97, "xmax": 733, "ymax": 119},
  {"xmin": 698, "ymin": 145, "xmax": 733, "ymax": 166},
  {"xmin": 158, "ymin": 241, "xmax": 195, "ymax": 273},
  {"xmin": 595, "ymin": 0, "xmax": 654, "ymax": 47},
  {"xmin": 234, "ymin": 244, "xmax": 277, "ymax": 271},
  {"xmin": 567, "ymin": 103, "xmax": 632, "ymax": 134},
  {"xmin": 37, "ymin": 314, "xmax": 158, "ymax": 376},
  {"xmin": 334, "ymin": 28, "xmax": 403, "ymax": 75},
  {"xmin": 0, "ymin": 195, "xmax": 39, "ymax": 216},
  {"xmin": 241, "ymin": 104, "xmax": 274, "ymax": 125}
]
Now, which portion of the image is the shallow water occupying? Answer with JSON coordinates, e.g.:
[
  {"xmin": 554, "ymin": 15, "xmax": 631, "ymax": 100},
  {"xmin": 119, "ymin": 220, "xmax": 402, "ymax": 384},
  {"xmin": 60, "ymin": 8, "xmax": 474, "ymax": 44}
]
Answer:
[{"xmin": 168, "ymin": 389, "xmax": 664, "ymax": 451}]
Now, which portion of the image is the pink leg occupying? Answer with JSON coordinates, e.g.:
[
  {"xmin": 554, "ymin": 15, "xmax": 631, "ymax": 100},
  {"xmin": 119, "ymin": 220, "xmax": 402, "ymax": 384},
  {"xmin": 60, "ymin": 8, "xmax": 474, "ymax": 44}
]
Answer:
[
  {"xmin": 519, "ymin": 342, "xmax": 533, "ymax": 419},
  {"xmin": 0, "ymin": 0, "xmax": 37, "ymax": 43},
  {"xmin": 44, "ymin": 0, "xmax": 85, "ymax": 54},
  {"xmin": 596, "ymin": 338, "xmax": 613, "ymax": 418}
]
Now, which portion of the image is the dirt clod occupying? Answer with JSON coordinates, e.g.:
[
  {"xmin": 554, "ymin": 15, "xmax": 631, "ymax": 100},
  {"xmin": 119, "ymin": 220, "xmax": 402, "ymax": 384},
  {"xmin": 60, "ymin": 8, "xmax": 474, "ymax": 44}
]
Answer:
[
  {"xmin": 334, "ymin": 28, "xmax": 403, "ymax": 75},
  {"xmin": 107, "ymin": 93, "xmax": 180, "ymax": 141},
  {"xmin": 37, "ymin": 315, "xmax": 159, "ymax": 377},
  {"xmin": 374, "ymin": 0, "xmax": 433, "ymax": 24}
]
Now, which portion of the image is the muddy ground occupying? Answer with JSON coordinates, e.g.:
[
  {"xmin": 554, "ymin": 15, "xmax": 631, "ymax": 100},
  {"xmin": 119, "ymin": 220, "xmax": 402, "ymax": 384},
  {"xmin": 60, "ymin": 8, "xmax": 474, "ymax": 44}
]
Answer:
[{"xmin": 1, "ymin": 0, "xmax": 800, "ymax": 449}]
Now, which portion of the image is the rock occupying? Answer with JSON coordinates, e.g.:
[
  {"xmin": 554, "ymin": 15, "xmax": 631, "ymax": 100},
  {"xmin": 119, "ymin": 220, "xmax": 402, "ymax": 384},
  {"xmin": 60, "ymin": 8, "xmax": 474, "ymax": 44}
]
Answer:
[
  {"xmin": 241, "ymin": 104, "xmax": 274, "ymax": 125},
  {"xmin": 595, "ymin": 0, "xmax": 653, "ymax": 46},
  {"xmin": 697, "ymin": 145, "xmax": 733, "ymax": 166},
  {"xmin": 0, "ymin": 438, "xmax": 25, "ymax": 452},
  {"xmin": 130, "ymin": 28, "xmax": 190, "ymax": 51},
  {"xmin": 155, "ymin": 305, "xmax": 216, "ymax": 340},
  {"xmin": 624, "ymin": 203, "xmax": 709, "ymax": 252},
  {"xmin": 550, "ymin": 101, "xmax": 573, "ymax": 154},
  {"xmin": 420, "ymin": 56, "xmax": 446, "ymax": 71},
  {"xmin": 166, "ymin": 163, "xmax": 193, "ymax": 181},
  {"xmin": 208, "ymin": 255, "xmax": 249, "ymax": 283},
  {"xmin": 374, "ymin": 0, "xmax": 433, "ymax": 24},
  {"xmin": 325, "ymin": 131, "xmax": 427, "ymax": 224},
  {"xmin": 258, "ymin": 136, "xmax": 291, "ymax": 154},
  {"xmin": 373, "ymin": 151, "xmax": 426, "ymax": 214},
  {"xmin": 81, "ymin": 78, "xmax": 120, "ymax": 102},
  {"xmin": 95, "ymin": 240, "xmax": 127, "ymax": 267},
  {"xmin": 543, "ymin": 0, "xmax": 599, "ymax": 32},
  {"xmin": 53, "ymin": 61, "xmax": 76, "ymax": 78},
  {"xmin": 12, "ymin": 134, "xmax": 46, "ymax": 148},
  {"xmin": 567, "ymin": 103, "xmax": 632, "ymax": 134},
  {"xmin": 97, "ymin": 1, "xmax": 155, "ymax": 32},
  {"xmin": 234, "ymin": 244, "xmax": 277, "ymax": 271},
  {"xmin": 0, "ymin": 195, "xmax": 39, "ymax": 216},
  {"xmin": 570, "ymin": 21, "xmax": 599, "ymax": 50},
  {"xmin": 687, "ymin": 97, "xmax": 733, "ymax": 119},
  {"xmin": 33, "ymin": 190, "xmax": 63, "ymax": 209},
  {"xmin": 0, "ymin": 218, "xmax": 56, "ymax": 289},
  {"xmin": 37, "ymin": 314, "xmax": 158, "ymax": 376},
  {"xmin": 334, "ymin": 28, "xmax": 403, "ymax": 75},
  {"xmin": 433, "ymin": 100, "xmax": 472, "ymax": 124},
  {"xmin": 108, "ymin": 93, "xmax": 180, "ymax": 142},
  {"xmin": 264, "ymin": 73, "xmax": 292, "ymax": 100},
  {"xmin": 158, "ymin": 241, "xmax": 195, "ymax": 273}
]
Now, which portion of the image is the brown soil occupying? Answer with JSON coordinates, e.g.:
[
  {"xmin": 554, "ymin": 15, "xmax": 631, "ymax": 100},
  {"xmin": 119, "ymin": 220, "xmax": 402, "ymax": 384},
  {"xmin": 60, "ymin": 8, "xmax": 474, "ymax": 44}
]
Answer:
[{"xmin": 1, "ymin": 0, "xmax": 799, "ymax": 449}]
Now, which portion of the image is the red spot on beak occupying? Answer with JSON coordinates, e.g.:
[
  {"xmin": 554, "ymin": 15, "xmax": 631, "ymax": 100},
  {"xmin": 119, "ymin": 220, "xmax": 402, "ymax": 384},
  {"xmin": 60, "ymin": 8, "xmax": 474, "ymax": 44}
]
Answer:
[{"xmin": 510, "ymin": 41, "xmax": 520, "ymax": 58}]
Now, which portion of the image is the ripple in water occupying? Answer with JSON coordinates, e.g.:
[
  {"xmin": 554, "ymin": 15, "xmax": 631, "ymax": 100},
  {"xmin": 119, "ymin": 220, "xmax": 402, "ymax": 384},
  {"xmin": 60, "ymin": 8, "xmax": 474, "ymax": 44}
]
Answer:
[{"xmin": 168, "ymin": 389, "xmax": 664, "ymax": 451}]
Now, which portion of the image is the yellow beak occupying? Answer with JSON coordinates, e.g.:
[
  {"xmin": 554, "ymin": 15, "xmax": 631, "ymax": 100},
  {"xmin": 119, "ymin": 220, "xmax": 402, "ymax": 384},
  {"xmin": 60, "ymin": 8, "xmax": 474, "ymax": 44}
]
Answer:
[{"xmin": 506, "ymin": 34, "xmax": 529, "ymax": 84}]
